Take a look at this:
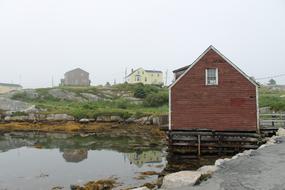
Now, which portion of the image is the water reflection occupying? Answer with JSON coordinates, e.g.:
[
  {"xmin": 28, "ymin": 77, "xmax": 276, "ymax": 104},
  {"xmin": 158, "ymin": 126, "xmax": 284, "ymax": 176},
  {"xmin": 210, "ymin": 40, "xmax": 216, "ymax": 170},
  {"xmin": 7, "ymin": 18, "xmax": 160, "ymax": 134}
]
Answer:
[
  {"xmin": 63, "ymin": 149, "xmax": 88, "ymax": 163},
  {"xmin": 0, "ymin": 132, "xmax": 166, "ymax": 190},
  {"xmin": 126, "ymin": 150, "xmax": 163, "ymax": 167}
]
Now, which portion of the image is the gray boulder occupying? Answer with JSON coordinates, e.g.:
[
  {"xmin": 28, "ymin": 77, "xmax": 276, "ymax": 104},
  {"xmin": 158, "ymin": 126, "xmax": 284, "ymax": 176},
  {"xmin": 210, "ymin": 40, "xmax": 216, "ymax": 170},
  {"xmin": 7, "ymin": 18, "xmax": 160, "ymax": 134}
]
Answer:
[
  {"xmin": 46, "ymin": 114, "xmax": 74, "ymax": 121},
  {"xmin": 152, "ymin": 116, "xmax": 160, "ymax": 125},
  {"xmin": 110, "ymin": 116, "xmax": 123, "ymax": 122},
  {"xmin": 4, "ymin": 116, "xmax": 28, "ymax": 122},
  {"xmin": 80, "ymin": 93, "xmax": 102, "ymax": 102},
  {"xmin": 0, "ymin": 97, "xmax": 35, "ymax": 112},
  {"xmin": 198, "ymin": 165, "xmax": 218, "ymax": 175},
  {"xmin": 79, "ymin": 118, "xmax": 95, "ymax": 123},
  {"xmin": 23, "ymin": 89, "xmax": 39, "ymax": 99},
  {"xmin": 125, "ymin": 117, "xmax": 136, "ymax": 124},
  {"xmin": 48, "ymin": 89, "xmax": 84, "ymax": 102},
  {"xmin": 161, "ymin": 171, "xmax": 202, "ymax": 189},
  {"xmin": 136, "ymin": 116, "xmax": 151, "ymax": 125},
  {"xmin": 96, "ymin": 116, "xmax": 111, "ymax": 122}
]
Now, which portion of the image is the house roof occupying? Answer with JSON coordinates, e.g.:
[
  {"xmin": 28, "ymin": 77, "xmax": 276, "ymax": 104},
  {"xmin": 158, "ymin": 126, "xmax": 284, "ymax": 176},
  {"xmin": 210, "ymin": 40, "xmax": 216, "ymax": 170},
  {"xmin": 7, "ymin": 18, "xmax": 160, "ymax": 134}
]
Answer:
[
  {"xmin": 170, "ymin": 45, "xmax": 260, "ymax": 88},
  {"xmin": 65, "ymin": 68, "xmax": 89, "ymax": 75},
  {"xmin": 145, "ymin": 70, "xmax": 163, "ymax": 73},
  {"xmin": 0, "ymin": 83, "xmax": 22, "ymax": 88},
  {"xmin": 173, "ymin": 65, "xmax": 192, "ymax": 73},
  {"xmin": 126, "ymin": 68, "xmax": 162, "ymax": 78}
]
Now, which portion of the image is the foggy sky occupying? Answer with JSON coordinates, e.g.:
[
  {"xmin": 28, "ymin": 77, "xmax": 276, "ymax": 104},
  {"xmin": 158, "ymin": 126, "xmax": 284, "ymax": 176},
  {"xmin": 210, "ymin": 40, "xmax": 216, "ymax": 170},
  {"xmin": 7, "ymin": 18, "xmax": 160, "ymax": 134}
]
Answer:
[{"xmin": 0, "ymin": 0, "xmax": 284, "ymax": 88}]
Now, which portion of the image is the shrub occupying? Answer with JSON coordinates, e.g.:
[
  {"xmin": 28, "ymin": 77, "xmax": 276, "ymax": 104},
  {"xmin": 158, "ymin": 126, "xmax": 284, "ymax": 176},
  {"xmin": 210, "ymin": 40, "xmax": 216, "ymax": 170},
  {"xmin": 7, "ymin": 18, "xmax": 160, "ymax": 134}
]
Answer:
[
  {"xmin": 259, "ymin": 95, "xmax": 285, "ymax": 111},
  {"xmin": 115, "ymin": 99, "xmax": 129, "ymax": 109},
  {"xmin": 11, "ymin": 92, "xmax": 29, "ymax": 101},
  {"xmin": 12, "ymin": 111, "xmax": 28, "ymax": 116},
  {"xmin": 143, "ymin": 92, "xmax": 169, "ymax": 107},
  {"xmin": 134, "ymin": 86, "xmax": 147, "ymax": 98}
]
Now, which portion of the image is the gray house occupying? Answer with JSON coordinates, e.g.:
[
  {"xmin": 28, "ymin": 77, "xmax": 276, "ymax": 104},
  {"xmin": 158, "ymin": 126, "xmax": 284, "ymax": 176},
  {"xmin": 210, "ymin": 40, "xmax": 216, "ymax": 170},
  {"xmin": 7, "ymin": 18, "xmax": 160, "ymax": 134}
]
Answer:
[{"xmin": 61, "ymin": 68, "xmax": 91, "ymax": 86}]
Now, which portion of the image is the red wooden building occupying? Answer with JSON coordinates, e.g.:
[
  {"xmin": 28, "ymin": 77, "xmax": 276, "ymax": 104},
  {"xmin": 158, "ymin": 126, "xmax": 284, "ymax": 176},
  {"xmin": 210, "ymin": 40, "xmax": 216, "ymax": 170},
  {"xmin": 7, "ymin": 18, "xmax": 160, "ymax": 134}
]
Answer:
[{"xmin": 169, "ymin": 46, "xmax": 260, "ymax": 133}]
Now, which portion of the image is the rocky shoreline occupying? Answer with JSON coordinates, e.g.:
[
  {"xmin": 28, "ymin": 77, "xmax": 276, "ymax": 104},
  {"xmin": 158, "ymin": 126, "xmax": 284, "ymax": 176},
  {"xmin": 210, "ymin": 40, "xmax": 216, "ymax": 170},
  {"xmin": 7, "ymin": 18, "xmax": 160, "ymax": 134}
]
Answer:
[
  {"xmin": 0, "ymin": 113, "xmax": 167, "ymax": 126},
  {"xmin": 131, "ymin": 128, "xmax": 285, "ymax": 190}
]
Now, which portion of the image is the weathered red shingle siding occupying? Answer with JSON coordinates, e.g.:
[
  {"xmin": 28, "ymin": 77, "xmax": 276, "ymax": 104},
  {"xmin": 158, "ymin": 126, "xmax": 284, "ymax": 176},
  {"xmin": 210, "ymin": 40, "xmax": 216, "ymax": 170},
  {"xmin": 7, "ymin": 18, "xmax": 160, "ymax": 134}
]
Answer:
[{"xmin": 171, "ymin": 49, "xmax": 258, "ymax": 132}]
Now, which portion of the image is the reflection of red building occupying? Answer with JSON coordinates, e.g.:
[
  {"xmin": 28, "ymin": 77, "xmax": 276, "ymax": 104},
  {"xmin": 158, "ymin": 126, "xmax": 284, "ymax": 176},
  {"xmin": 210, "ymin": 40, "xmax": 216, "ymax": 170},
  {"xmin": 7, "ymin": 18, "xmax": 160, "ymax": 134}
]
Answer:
[{"xmin": 63, "ymin": 149, "xmax": 88, "ymax": 163}]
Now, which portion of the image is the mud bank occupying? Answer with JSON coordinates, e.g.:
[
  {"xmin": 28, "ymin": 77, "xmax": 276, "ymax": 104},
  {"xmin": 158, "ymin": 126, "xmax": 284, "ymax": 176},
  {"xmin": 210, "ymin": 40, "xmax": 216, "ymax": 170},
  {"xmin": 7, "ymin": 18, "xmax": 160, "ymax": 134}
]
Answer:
[{"xmin": 0, "ymin": 121, "xmax": 166, "ymax": 140}]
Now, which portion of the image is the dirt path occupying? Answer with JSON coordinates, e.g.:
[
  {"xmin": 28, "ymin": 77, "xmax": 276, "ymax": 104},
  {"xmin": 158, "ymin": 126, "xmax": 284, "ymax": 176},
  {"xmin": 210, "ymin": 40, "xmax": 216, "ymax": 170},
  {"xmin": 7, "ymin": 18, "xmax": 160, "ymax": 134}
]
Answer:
[{"xmin": 180, "ymin": 137, "xmax": 285, "ymax": 190}]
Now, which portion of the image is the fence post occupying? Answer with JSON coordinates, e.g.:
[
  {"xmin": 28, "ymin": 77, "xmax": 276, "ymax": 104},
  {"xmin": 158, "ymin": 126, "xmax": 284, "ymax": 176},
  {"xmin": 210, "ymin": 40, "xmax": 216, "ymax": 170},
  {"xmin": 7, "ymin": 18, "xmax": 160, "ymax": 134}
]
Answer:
[{"xmin": 198, "ymin": 135, "xmax": 201, "ymax": 157}]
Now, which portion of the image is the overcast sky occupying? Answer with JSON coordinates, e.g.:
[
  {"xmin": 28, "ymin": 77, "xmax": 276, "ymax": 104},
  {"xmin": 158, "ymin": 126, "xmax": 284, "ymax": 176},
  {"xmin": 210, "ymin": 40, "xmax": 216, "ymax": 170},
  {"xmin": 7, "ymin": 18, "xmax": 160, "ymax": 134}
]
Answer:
[{"xmin": 0, "ymin": 0, "xmax": 284, "ymax": 88}]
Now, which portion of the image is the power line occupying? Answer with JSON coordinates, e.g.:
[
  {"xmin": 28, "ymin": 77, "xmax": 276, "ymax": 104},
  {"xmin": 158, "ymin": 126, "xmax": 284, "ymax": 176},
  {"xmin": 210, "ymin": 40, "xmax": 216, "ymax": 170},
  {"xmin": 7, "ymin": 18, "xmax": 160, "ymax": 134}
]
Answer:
[{"xmin": 256, "ymin": 74, "xmax": 285, "ymax": 80}]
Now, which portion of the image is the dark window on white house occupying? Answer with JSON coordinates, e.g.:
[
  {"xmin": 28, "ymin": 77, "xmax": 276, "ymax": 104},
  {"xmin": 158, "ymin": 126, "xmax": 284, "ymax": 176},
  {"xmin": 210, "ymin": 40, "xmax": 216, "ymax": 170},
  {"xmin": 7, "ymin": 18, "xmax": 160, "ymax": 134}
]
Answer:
[
  {"xmin": 206, "ymin": 68, "xmax": 218, "ymax": 85},
  {"xmin": 136, "ymin": 75, "xmax": 141, "ymax": 81}
]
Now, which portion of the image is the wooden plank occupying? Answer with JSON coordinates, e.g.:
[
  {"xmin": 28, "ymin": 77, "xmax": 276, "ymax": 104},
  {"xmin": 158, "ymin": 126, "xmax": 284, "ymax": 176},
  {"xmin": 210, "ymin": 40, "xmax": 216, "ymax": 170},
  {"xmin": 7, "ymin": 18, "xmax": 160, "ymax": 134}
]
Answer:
[
  {"xmin": 169, "ymin": 131, "xmax": 259, "ymax": 137},
  {"xmin": 198, "ymin": 135, "xmax": 201, "ymax": 157},
  {"xmin": 260, "ymin": 114, "xmax": 285, "ymax": 116}
]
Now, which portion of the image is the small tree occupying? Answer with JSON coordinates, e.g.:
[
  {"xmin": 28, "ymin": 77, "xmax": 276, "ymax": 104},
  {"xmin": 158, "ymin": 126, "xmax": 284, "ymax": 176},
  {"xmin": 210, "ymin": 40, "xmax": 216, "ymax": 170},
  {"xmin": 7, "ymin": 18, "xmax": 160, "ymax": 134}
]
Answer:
[
  {"xmin": 105, "ymin": 82, "xmax": 111, "ymax": 87},
  {"xmin": 268, "ymin": 79, "xmax": 277, "ymax": 86},
  {"xmin": 134, "ymin": 86, "xmax": 146, "ymax": 98}
]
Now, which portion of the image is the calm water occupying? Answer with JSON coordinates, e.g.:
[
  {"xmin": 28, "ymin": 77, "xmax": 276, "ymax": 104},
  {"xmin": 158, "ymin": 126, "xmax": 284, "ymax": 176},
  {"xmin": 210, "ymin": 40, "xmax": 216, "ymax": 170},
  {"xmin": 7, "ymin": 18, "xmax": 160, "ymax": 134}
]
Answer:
[{"xmin": 0, "ymin": 133, "xmax": 167, "ymax": 190}]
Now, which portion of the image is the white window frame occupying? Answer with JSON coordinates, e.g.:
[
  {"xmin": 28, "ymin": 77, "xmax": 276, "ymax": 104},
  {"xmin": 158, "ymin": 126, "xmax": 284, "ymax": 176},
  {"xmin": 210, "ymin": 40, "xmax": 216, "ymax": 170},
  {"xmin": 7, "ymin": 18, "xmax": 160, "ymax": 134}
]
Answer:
[{"xmin": 205, "ymin": 68, "xmax": 218, "ymax": 86}]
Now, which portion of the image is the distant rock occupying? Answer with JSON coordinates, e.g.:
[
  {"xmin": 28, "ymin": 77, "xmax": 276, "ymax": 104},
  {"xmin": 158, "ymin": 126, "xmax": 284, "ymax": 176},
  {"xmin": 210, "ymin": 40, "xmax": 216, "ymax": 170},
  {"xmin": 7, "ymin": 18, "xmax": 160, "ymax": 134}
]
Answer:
[
  {"xmin": 110, "ymin": 116, "xmax": 123, "ymax": 122},
  {"xmin": 97, "ymin": 116, "xmax": 111, "ymax": 122},
  {"xmin": 125, "ymin": 117, "xmax": 136, "ymax": 124},
  {"xmin": 79, "ymin": 118, "xmax": 91, "ymax": 123},
  {"xmin": 80, "ymin": 93, "xmax": 102, "ymax": 102},
  {"xmin": 48, "ymin": 89, "xmax": 85, "ymax": 102},
  {"xmin": 0, "ymin": 97, "xmax": 36, "ymax": 112},
  {"xmin": 122, "ymin": 96, "xmax": 143, "ymax": 104},
  {"xmin": 4, "ymin": 116, "xmax": 29, "ymax": 122},
  {"xmin": 136, "ymin": 117, "xmax": 151, "ymax": 125},
  {"xmin": 46, "ymin": 114, "xmax": 74, "ymax": 121},
  {"xmin": 23, "ymin": 89, "xmax": 39, "ymax": 99}
]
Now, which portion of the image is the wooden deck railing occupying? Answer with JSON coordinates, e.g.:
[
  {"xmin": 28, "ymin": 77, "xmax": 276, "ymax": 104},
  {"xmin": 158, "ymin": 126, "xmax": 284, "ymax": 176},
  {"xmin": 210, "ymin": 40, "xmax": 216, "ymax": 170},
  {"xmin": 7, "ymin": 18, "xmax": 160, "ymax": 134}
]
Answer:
[{"xmin": 260, "ymin": 113, "xmax": 285, "ymax": 127}]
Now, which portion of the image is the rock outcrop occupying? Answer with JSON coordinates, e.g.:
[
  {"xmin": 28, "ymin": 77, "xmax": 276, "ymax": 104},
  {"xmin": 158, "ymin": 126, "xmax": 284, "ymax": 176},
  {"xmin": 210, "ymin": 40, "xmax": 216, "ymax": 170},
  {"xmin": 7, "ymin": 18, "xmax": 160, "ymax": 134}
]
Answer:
[
  {"xmin": 0, "ymin": 97, "xmax": 35, "ymax": 112},
  {"xmin": 161, "ymin": 171, "xmax": 202, "ymax": 189},
  {"xmin": 46, "ymin": 114, "xmax": 74, "ymax": 121}
]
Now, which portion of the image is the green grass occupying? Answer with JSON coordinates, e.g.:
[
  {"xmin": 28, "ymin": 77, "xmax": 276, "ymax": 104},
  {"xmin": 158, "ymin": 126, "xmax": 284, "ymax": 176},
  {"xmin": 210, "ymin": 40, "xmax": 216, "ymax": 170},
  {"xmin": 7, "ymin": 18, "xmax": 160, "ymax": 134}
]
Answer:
[
  {"xmin": 11, "ymin": 84, "xmax": 169, "ymax": 119},
  {"xmin": 259, "ymin": 87, "xmax": 285, "ymax": 111},
  {"xmin": 11, "ymin": 84, "xmax": 284, "ymax": 119},
  {"xmin": 32, "ymin": 99, "xmax": 168, "ymax": 119}
]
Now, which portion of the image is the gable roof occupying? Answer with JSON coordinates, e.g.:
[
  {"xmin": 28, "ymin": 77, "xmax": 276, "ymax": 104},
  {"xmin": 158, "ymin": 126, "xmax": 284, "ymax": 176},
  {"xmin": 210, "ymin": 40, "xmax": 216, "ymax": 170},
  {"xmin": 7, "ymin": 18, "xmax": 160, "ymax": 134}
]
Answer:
[
  {"xmin": 170, "ymin": 45, "xmax": 259, "ymax": 89},
  {"xmin": 173, "ymin": 65, "xmax": 191, "ymax": 73},
  {"xmin": 0, "ymin": 83, "xmax": 22, "ymax": 88},
  {"xmin": 65, "ymin": 68, "xmax": 89, "ymax": 75}
]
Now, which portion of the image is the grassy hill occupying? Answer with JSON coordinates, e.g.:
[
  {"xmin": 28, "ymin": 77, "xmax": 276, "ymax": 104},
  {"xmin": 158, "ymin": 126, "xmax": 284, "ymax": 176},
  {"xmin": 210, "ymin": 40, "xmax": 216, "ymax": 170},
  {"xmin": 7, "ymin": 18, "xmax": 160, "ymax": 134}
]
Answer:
[
  {"xmin": 11, "ymin": 83, "xmax": 169, "ymax": 119},
  {"xmin": 9, "ymin": 84, "xmax": 285, "ymax": 120}
]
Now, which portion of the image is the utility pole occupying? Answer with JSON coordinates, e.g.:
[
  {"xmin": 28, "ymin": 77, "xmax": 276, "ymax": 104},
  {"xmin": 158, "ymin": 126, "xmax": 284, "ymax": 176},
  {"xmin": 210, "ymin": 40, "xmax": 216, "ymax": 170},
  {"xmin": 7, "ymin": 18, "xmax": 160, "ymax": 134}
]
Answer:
[
  {"xmin": 18, "ymin": 75, "xmax": 22, "ymax": 85},
  {"xmin": 52, "ymin": 76, "xmax": 54, "ymax": 87},
  {"xmin": 125, "ymin": 68, "xmax": 128, "ymax": 82},
  {"xmin": 165, "ymin": 70, "xmax": 168, "ymax": 85}
]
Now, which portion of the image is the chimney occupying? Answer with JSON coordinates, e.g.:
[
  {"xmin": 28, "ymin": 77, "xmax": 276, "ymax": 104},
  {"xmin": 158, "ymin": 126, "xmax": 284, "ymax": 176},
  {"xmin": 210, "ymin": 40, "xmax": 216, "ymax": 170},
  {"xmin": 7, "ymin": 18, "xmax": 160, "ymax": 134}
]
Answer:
[{"xmin": 131, "ymin": 68, "xmax": 134, "ymax": 73}]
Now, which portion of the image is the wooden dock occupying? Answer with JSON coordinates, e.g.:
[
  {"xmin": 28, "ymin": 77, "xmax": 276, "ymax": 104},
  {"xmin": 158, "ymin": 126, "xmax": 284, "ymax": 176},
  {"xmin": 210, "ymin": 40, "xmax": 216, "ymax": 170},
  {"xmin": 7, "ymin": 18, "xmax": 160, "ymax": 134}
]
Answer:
[
  {"xmin": 168, "ymin": 130, "xmax": 262, "ymax": 156},
  {"xmin": 167, "ymin": 113, "xmax": 285, "ymax": 156}
]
